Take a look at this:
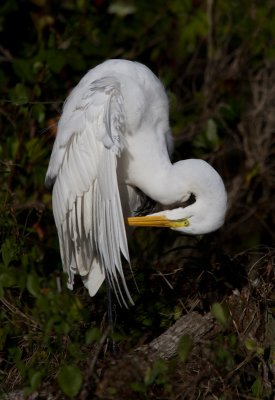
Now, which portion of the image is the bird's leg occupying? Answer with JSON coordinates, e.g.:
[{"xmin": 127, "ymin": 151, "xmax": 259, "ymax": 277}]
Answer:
[
  {"xmin": 106, "ymin": 279, "xmax": 117, "ymax": 354},
  {"xmin": 107, "ymin": 279, "xmax": 114, "ymax": 328}
]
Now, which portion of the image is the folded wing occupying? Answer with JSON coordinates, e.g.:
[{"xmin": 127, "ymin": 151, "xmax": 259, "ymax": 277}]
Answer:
[{"xmin": 46, "ymin": 76, "xmax": 133, "ymax": 306}]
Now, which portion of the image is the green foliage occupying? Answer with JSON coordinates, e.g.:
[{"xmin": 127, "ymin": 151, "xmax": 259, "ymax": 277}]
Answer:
[
  {"xmin": 85, "ymin": 326, "xmax": 102, "ymax": 345},
  {"xmin": 211, "ymin": 302, "xmax": 229, "ymax": 329},
  {"xmin": 57, "ymin": 364, "xmax": 83, "ymax": 398},
  {"xmin": 244, "ymin": 338, "xmax": 264, "ymax": 356},
  {"xmin": 177, "ymin": 334, "xmax": 192, "ymax": 363},
  {"xmin": 144, "ymin": 359, "xmax": 169, "ymax": 387},
  {"xmin": 131, "ymin": 359, "xmax": 171, "ymax": 396},
  {"xmin": 193, "ymin": 118, "xmax": 221, "ymax": 156},
  {"xmin": 251, "ymin": 378, "xmax": 264, "ymax": 398}
]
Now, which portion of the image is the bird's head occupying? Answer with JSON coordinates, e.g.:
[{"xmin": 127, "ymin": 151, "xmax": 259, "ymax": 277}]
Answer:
[{"xmin": 127, "ymin": 159, "xmax": 227, "ymax": 235}]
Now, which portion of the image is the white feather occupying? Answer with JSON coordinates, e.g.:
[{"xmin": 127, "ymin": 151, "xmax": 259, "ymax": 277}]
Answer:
[{"xmin": 46, "ymin": 59, "xmax": 227, "ymax": 306}]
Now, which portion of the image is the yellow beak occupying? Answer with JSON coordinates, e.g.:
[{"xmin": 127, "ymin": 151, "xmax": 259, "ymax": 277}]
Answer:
[{"xmin": 126, "ymin": 215, "xmax": 189, "ymax": 228}]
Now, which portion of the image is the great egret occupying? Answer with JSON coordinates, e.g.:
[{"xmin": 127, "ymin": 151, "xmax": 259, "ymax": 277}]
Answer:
[{"xmin": 46, "ymin": 59, "xmax": 227, "ymax": 306}]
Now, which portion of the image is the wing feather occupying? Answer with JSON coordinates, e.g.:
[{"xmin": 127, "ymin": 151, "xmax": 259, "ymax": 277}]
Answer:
[{"xmin": 46, "ymin": 75, "xmax": 133, "ymax": 305}]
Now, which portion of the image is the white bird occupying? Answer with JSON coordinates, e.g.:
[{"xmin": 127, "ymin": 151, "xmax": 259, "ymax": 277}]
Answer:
[{"xmin": 46, "ymin": 59, "xmax": 227, "ymax": 306}]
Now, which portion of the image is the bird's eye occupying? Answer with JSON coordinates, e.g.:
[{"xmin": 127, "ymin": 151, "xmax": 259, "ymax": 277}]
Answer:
[{"xmin": 170, "ymin": 218, "xmax": 190, "ymax": 228}]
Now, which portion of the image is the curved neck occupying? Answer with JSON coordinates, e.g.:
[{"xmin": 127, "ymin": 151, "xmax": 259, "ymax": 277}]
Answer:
[
  {"xmin": 121, "ymin": 128, "xmax": 179, "ymax": 204},
  {"xmin": 127, "ymin": 157, "xmax": 226, "ymax": 209},
  {"xmin": 134, "ymin": 161, "xmax": 174, "ymax": 204},
  {"xmin": 126, "ymin": 158, "xmax": 189, "ymax": 206}
]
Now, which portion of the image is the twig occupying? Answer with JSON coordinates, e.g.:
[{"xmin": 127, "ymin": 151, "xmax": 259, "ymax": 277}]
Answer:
[
  {"xmin": 88, "ymin": 326, "xmax": 111, "ymax": 377},
  {"xmin": 0, "ymin": 298, "xmax": 39, "ymax": 330}
]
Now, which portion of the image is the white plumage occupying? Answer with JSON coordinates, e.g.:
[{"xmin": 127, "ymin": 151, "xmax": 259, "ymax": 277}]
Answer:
[{"xmin": 46, "ymin": 59, "xmax": 227, "ymax": 306}]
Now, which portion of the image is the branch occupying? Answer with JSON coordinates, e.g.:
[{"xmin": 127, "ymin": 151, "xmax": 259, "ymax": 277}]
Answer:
[
  {"xmin": 95, "ymin": 311, "xmax": 219, "ymax": 398},
  {"xmin": 135, "ymin": 311, "xmax": 216, "ymax": 361}
]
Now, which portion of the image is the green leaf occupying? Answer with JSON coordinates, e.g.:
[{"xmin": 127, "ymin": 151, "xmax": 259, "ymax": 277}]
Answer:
[
  {"xmin": 177, "ymin": 334, "xmax": 192, "ymax": 363},
  {"xmin": 45, "ymin": 49, "xmax": 66, "ymax": 73},
  {"xmin": 32, "ymin": 103, "xmax": 45, "ymax": 124},
  {"xmin": 244, "ymin": 338, "xmax": 257, "ymax": 351},
  {"xmin": 193, "ymin": 118, "xmax": 220, "ymax": 153},
  {"xmin": 69, "ymin": 297, "xmax": 83, "ymax": 320},
  {"xmin": 131, "ymin": 381, "xmax": 146, "ymax": 394},
  {"xmin": 205, "ymin": 119, "xmax": 220, "ymax": 148},
  {"xmin": 144, "ymin": 359, "xmax": 168, "ymax": 386},
  {"xmin": 9, "ymin": 83, "xmax": 29, "ymax": 105},
  {"xmin": 55, "ymin": 320, "xmax": 71, "ymax": 335},
  {"xmin": 245, "ymin": 163, "xmax": 261, "ymax": 185},
  {"xmin": 13, "ymin": 59, "xmax": 34, "ymax": 82},
  {"xmin": 1, "ymin": 238, "xmax": 15, "ymax": 267},
  {"xmin": 23, "ymin": 370, "xmax": 43, "ymax": 395},
  {"xmin": 211, "ymin": 302, "xmax": 229, "ymax": 328},
  {"xmin": 108, "ymin": 2, "xmax": 136, "ymax": 17},
  {"xmin": 85, "ymin": 327, "xmax": 101, "ymax": 345},
  {"xmin": 30, "ymin": 370, "xmax": 43, "ymax": 389},
  {"xmin": 25, "ymin": 137, "xmax": 48, "ymax": 164},
  {"xmin": 251, "ymin": 378, "xmax": 263, "ymax": 397},
  {"xmin": 27, "ymin": 275, "xmax": 40, "ymax": 298},
  {"xmin": 244, "ymin": 338, "xmax": 264, "ymax": 355},
  {"xmin": 9, "ymin": 346, "xmax": 23, "ymax": 363},
  {"xmin": 57, "ymin": 365, "xmax": 83, "ymax": 398},
  {"xmin": 0, "ymin": 271, "xmax": 17, "ymax": 288}
]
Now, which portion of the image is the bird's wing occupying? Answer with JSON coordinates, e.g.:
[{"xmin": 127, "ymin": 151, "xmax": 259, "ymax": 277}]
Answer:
[{"xmin": 46, "ymin": 76, "xmax": 133, "ymax": 306}]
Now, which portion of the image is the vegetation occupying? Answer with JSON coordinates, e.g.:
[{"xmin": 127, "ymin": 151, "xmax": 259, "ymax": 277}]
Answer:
[{"xmin": 0, "ymin": 0, "xmax": 274, "ymax": 398}]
